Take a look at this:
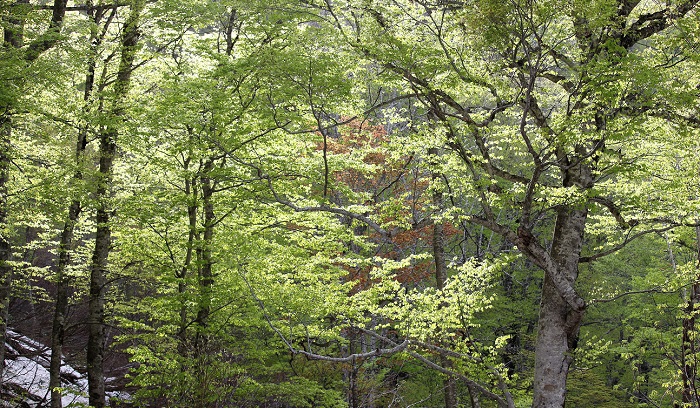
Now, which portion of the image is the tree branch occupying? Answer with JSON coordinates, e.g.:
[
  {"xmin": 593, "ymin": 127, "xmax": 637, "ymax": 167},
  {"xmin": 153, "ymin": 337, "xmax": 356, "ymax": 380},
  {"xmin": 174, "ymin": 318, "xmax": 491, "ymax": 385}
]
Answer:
[
  {"xmin": 265, "ymin": 176, "xmax": 390, "ymax": 238},
  {"xmin": 469, "ymin": 215, "xmax": 586, "ymax": 312},
  {"xmin": 359, "ymin": 329, "xmax": 514, "ymax": 408},
  {"xmin": 619, "ymin": 1, "xmax": 700, "ymax": 49},
  {"xmin": 579, "ymin": 224, "xmax": 676, "ymax": 263}
]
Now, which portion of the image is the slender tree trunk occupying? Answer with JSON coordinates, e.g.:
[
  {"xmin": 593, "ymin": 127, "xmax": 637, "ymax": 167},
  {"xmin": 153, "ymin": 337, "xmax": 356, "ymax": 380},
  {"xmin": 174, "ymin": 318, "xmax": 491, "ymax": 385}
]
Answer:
[
  {"xmin": 434, "ymin": 217, "xmax": 458, "ymax": 408},
  {"xmin": 192, "ymin": 159, "xmax": 215, "ymax": 408},
  {"xmin": 0, "ymin": 3, "xmax": 25, "ymax": 384},
  {"xmin": 177, "ymin": 169, "xmax": 198, "ymax": 351},
  {"xmin": 50, "ymin": 199, "xmax": 81, "ymax": 408},
  {"xmin": 468, "ymin": 386, "xmax": 482, "ymax": 408},
  {"xmin": 679, "ymin": 225, "xmax": 700, "ymax": 407},
  {"xmin": 87, "ymin": 186, "xmax": 111, "ymax": 408},
  {"xmin": 86, "ymin": 2, "xmax": 143, "ymax": 406},
  {"xmin": 1, "ymin": 0, "xmax": 68, "ymax": 384},
  {"xmin": 195, "ymin": 159, "xmax": 215, "ymax": 345},
  {"xmin": 349, "ymin": 345, "xmax": 359, "ymax": 408},
  {"xmin": 176, "ymin": 176, "xmax": 197, "ymax": 404},
  {"xmin": 0, "ymin": 115, "xmax": 13, "ymax": 386},
  {"xmin": 681, "ymin": 285, "xmax": 699, "ymax": 407},
  {"xmin": 50, "ymin": 8, "xmax": 104, "ymax": 406},
  {"xmin": 532, "ymin": 204, "xmax": 587, "ymax": 408},
  {"xmin": 429, "ymin": 147, "xmax": 458, "ymax": 408}
]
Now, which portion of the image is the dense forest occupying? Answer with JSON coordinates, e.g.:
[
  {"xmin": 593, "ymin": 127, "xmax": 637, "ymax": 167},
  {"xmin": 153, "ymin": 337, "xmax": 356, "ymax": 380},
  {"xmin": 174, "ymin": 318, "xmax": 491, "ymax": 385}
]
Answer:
[{"xmin": 1, "ymin": 0, "xmax": 700, "ymax": 407}]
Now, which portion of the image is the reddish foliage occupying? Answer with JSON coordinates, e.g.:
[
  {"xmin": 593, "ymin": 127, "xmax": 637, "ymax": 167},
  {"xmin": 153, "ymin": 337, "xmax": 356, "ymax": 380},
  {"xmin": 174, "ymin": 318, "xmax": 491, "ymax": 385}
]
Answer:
[{"xmin": 319, "ymin": 119, "xmax": 461, "ymax": 290}]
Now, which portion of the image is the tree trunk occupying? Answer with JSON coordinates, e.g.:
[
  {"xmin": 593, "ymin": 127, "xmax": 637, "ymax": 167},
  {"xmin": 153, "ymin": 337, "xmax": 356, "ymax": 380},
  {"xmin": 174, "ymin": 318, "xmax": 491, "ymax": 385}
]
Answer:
[
  {"xmin": 177, "ymin": 170, "xmax": 198, "ymax": 352},
  {"xmin": 50, "ymin": 200, "xmax": 81, "ymax": 408},
  {"xmin": 87, "ymin": 138, "xmax": 114, "ymax": 408},
  {"xmin": 192, "ymin": 159, "xmax": 215, "ymax": 408},
  {"xmin": 679, "ymin": 225, "xmax": 700, "ymax": 407},
  {"xmin": 50, "ymin": 7, "xmax": 104, "ymax": 405},
  {"xmin": 532, "ymin": 203, "xmax": 587, "ymax": 408},
  {"xmin": 86, "ymin": 2, "xmax": 143, "ymax": 406},
  {"xmin": 0, "ymin": 3, "xmax": 25, "ymax": 384},
  {"xmin": 194, "ymin": 159, "xmax": 215, "ymax": 345},
  {"xmin": 1, "ymin": 0, "xmax": 68, "ymax": 385},
  {"xmin": 0, "ymin": 115, "xmax": 12, "ymax": 386},
  {"xmin": 429, "ymin": 147, "xmax": 458, "ymax": 408}
]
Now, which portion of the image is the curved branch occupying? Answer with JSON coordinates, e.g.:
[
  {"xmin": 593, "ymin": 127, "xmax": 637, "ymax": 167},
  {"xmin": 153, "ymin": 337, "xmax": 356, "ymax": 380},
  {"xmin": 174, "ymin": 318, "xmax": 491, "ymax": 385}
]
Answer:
[
  {"xmin": 589, "ymin": 196, "xmax": 629, "ymax": 228},
  {"xmin": 359, "ymin": 329, "xmax": 514, "ymax": 408},
  {"xmin": 265, "ymin": 177, "xmax": 390, "ymax": 238},
  {"xmin": 579, "ymin": 224, "xmax": 676, "ymax": 263},
  {"xmin": 469, "ymin": 215, "xmax": 586, "ymax": 312}
]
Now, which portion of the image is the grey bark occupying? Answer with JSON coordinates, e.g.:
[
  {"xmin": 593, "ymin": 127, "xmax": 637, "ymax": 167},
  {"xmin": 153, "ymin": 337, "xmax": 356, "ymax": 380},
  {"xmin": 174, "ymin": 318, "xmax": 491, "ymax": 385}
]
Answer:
[
  {"xmin": 526, "ymin": 3, "xmax": 700, "ymax": 403},
  {"xmin": 531, "ymin": 164, "xmax": 590, "ymax": 408},
  {"xmin": 86, "ymin": 2, "xmax": 143, "ymax": 406}
]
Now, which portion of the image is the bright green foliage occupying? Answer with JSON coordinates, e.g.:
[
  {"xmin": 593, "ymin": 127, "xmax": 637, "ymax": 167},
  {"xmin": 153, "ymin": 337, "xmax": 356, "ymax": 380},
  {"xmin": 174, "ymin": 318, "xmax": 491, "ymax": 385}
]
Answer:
[
  {"xmin": 3, "ymin": 0, "xmax": 700, "ymax": 407},
  {"xmin": 107, "ymin": 1, "xmax": 361, "ymax": 406}
]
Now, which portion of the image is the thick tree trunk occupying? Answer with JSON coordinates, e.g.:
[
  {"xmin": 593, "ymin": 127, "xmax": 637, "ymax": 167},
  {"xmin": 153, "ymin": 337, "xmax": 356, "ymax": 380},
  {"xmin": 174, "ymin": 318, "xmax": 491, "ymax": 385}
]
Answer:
[
  {"xmin": 532, "ymin": 204, "xmax": 587, "ymax": 408},
  {"xmin": 86, "ymin": 2, "xmax": 143, "ymax": 406},
  {"xmin": 532, "ymin": 276, "xmax": 573, "ymax": 408}
]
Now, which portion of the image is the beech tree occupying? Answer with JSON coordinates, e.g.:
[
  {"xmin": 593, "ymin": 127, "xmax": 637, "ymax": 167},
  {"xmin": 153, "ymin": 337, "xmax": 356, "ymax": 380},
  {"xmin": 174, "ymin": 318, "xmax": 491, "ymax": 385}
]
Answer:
[
  {"xmin": 48, "ymin": 4, "xmax": 120, "ymax": 406},
  {"xmin": 302, "ymin": 0, "xmax": 700, "ymax": 406}
]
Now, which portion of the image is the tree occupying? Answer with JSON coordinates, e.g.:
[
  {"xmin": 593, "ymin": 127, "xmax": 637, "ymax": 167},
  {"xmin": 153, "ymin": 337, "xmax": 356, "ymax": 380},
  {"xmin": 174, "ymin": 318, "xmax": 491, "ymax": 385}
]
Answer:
[
  {"xmin": 113, "ymin": 2, "xmax": 354, "ymax": 406},
  {"xmin": 49, "ymin": 4, "xmax": 116, "ymax": 406},
  {"xmin": 86, "ymin": 1, "xmax": 145, "ymax": 406},
  {"xmin": 3, "ymin": 1, "xmax": 700, "ymax": 407},
  {"xmin": 0, "ymin": 0, "xmax": 68, "ymax": 384},
  {"xmin": 302, "ymin": 0, "xmax": 700, "ymax": 406}
]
